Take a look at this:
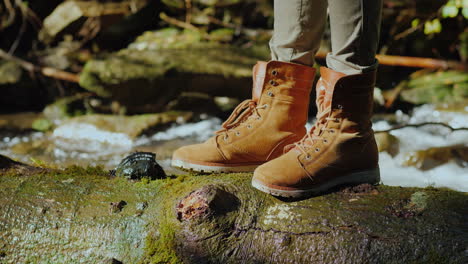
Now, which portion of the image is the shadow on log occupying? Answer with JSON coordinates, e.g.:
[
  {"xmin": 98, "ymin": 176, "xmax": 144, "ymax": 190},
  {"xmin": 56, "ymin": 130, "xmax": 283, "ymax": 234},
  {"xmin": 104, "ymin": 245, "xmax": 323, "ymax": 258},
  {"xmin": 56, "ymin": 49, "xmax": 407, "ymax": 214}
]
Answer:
[{"xmin": 0, "ymin": 155, "xmax": 466, "ymax": 263}]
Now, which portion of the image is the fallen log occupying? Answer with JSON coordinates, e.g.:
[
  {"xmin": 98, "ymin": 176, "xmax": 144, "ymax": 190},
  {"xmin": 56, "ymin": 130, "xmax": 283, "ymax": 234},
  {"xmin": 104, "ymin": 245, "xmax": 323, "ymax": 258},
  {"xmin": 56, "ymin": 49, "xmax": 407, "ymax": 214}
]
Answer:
[{"xmin": 0, "ymin": 156, "xmax": 466, "ymax": 263}]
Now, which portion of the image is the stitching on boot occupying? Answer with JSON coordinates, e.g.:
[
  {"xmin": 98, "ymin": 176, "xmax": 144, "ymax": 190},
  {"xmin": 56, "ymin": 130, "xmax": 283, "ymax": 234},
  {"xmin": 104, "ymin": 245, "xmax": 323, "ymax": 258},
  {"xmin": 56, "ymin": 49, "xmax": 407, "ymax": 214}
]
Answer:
[
  {"xmin": 266, "ymin": 134, "xmax": 299, "ymax": 161},
  {"xmin": 229, "ymin": 144, "xmax": 261, "ymax": 162}
]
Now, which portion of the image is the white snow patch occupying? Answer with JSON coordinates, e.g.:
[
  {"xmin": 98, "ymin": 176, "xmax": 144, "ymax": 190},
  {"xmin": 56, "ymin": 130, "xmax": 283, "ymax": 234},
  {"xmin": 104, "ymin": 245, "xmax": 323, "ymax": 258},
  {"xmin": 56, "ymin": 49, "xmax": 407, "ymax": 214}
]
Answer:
[
  {"xmin": 52, "ymin": 123, "xmax": 133, "ymax": 152},
  {"xmin": 375, "ymin": 105, "xmax": 468, "ymax": 192},
  {"xmin": 135, "ymin": 117, "xmax": 221, "ymax": 145},
  {"xmin": 402, "ymin": 104, "xmax": 468, "ymax": 129},
  {"xmin": 379, "ymin": 153, "xmax": 468, "ymax": 191}
]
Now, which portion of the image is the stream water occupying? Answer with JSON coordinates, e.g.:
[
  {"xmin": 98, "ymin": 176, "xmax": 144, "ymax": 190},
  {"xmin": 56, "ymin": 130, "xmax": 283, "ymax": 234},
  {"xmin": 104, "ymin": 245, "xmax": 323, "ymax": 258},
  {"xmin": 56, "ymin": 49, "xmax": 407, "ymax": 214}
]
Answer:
[{"xmin": 1, "ymin": 106, "xmax": 467, "ymax": 191}]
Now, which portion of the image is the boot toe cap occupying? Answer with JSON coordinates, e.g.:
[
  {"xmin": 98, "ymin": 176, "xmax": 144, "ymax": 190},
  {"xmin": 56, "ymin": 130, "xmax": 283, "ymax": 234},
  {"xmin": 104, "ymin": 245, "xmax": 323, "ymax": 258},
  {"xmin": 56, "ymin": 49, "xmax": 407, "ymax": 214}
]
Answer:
[
  {"xmin": 172, "ymin": 141, "xmax": 224, "ymax": 164},
  {"xmin": 253, "ymin": 152, "xmax": 304, "ymax": 188}
]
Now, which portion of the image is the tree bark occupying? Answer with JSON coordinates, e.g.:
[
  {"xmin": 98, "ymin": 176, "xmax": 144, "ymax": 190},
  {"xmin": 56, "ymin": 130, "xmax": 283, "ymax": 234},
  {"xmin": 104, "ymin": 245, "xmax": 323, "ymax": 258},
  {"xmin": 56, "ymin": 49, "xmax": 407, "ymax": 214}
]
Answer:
[{"xmin": 0, "ymin": 156, "xmax": 466, "ymax": 263}]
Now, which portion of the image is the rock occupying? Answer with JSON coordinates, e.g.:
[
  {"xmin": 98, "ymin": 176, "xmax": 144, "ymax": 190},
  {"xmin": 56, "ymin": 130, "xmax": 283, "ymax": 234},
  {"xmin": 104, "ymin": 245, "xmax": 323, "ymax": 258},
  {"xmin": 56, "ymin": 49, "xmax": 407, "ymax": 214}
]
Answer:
[
  {"xmin": 0, "ymin": 112, "xmax": 43, "ymax": 131},
  {"xmin": 0, "ymin": 61, "xmax": 22, "ymax": 85},
  {"xmin": 113, "ymin": 152, "xmax": 166, "ymax": 180},
  {"xmin": 79, "ymin": 28, "xmax": 267, "ymax": 112},
  {"xmin": 39, "ymin": 0, "xmax": 148, "ymax": 43},
  {"xmin": 0, "ymin": 60, "xmax": 45, "ymax": 112},
  {"xmin": 0, "ymin": 167, "xmax": 466, "ymax": 263},
  {"xmin": 375, "ymin": 132, "xmax": 399, "ymax": 156},
  {"xmin": 402, "ymin": 145, "xmax": 468, "ymax": 170},
  {"xmin": 42, "ymin": 94, "xmax": 101, "ymax": 125}
]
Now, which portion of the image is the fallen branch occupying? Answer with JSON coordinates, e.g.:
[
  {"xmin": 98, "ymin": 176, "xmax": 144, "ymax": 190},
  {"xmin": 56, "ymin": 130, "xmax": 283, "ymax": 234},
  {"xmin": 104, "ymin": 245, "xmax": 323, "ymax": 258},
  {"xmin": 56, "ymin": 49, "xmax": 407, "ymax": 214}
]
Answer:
[
  {"xmin": 316, "ymin": 50, "xmax": 467, "ymax": 71},
  {"xmin": 374, "ymin": 122, "xmax": 468, "ymax": 133},
  {"xmin": 160, "ymin": 12, "xmax": 199, "ymax": 32},
  {"xmin": 383, "ymin": 80, "xmax": 407, "ymax": 109},
  {"xmin": 383, "ymin": 68, "xmax": 435, "ymax": 109},
  {"xmin": 0, "ymin": 49, "xmax": 79, "ymax": 83}
]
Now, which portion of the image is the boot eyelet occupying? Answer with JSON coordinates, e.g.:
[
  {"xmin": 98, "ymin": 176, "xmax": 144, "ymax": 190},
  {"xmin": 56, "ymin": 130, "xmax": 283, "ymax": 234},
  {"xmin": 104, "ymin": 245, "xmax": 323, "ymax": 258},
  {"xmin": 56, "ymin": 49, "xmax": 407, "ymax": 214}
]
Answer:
[
  {"xmin": 337, "ymin": 104, "xmax": 343, "ymax": 109},
  {"xmin": 267, "ymin": 91, "xmax": 274, "ymax": 97},
  {"xmin": 247, "ymin": 125, "xmax": 253, "ymax": 129},
  {"xmin": 271, "ymin": 70, "xmax": 278, "ymax": 76},
  {"xmin": 323, "ymin": 139, "xmax": 328, "ymax": 143},
  {"xmin": 223, "ymin": 136, "xmax": 228, "ymax": 141},
  {"xmin": 257, "ymin": 116, "xmax": 262, "ymax": 120},
  {"xmin": 263, "ymin": 104, "xmax": 269, "ymax": 108},
  {"xmin": 315, "ymin": 148, "xmax": 320, "ymax": 152},
  {"xmin": 305, "ymin": 155, "xmax": 311, "ymax": 160},
  {"xmin": 329, "ymin": 129, "xmax": 335, "ymax": 133},
  {"xmin": 335, "ymin": 118, "xmax": 340, "ymax": 122},
  {"xmin": 235, "ymin": 131, "xmax": 241, "ymax": 136},
  {"xmin": 269, "ymin": 80, "xmax": 277, "ymax": 86}
]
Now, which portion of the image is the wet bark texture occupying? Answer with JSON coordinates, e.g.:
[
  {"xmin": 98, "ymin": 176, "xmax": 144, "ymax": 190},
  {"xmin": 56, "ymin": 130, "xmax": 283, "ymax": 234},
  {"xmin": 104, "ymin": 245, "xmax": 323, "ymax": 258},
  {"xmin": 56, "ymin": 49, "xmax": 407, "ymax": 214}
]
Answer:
[{"xmin": 0, "ymin": 157, "xmax": 466, "ymax": 263}]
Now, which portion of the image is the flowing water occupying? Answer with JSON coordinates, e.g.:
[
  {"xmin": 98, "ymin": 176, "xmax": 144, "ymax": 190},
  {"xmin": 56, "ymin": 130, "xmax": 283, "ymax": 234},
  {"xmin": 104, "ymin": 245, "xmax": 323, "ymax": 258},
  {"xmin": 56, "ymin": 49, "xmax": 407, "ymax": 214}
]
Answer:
[{"xmin": 1, "ymin": 106, "xmax": 467, "ymax": 191}]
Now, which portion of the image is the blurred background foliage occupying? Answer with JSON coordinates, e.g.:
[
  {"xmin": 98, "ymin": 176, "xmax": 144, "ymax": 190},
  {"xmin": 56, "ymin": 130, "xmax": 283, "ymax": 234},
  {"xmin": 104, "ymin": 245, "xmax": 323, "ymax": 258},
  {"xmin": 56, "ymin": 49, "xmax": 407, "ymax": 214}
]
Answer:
[{"xmin": 0, "ymin": 0, "xmax": 466, "ymax": 114}]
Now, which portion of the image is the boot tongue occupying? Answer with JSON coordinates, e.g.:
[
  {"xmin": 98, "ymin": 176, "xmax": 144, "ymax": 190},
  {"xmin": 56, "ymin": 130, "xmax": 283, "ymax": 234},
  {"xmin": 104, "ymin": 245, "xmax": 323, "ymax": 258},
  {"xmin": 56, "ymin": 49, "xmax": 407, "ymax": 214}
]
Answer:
[
  {"xmin": 252, "ymin": 61, "xmax": 268, "ymax": 102},
  {"xmin": 319, "ymin": 67, "xmax": 346, "ymax": 108}
]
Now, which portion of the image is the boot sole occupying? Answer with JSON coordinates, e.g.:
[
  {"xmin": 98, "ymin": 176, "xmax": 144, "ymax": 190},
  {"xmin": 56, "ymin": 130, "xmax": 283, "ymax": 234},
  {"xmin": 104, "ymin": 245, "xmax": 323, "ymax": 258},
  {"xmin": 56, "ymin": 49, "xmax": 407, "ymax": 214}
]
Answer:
[
  {"xmin": 171, "ymin": 159, "xmax": 261, "ymax": 173},
  {"xmin": 252, "ymin": 168, "xmax": 380, "ymax": 198}
]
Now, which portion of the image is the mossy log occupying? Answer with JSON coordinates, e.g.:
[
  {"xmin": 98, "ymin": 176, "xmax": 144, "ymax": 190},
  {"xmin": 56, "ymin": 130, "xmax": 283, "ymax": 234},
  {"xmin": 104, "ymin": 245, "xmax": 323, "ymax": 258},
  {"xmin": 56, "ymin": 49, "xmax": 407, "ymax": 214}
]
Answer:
[
  {"xmin": 78, "ymin": 45, "xmax": 261, "ymax": 112},
  {"xmin": 78, "ymin": 28, "xmax": 270, "ymax": 113},
  {"xmin": 0, "ymin": 157, "xmax": 466, "ymax": 263}
]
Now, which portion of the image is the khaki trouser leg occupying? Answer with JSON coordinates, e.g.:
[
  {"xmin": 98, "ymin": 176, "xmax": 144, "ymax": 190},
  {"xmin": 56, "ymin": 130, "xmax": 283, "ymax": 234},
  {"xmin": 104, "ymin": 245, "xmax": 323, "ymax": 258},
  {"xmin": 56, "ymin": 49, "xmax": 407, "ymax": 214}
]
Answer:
[
  {"xmin": 270, "ymin": 0, "xmax": 382, "ymax": 74},
  {"xmin": 326, "ymin": 0, "xmax": 383, "ymax": 74},
  {"xmin": 269, "ymin": 0, "xmax": 328, "ymax": 66}
]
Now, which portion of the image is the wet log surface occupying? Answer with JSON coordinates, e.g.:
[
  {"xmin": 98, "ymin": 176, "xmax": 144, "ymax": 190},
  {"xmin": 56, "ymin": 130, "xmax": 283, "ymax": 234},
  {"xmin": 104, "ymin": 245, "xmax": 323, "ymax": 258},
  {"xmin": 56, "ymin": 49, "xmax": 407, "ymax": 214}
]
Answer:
[{"xmin": 0, "ymin": 156, "xmax": 466, "ymax": 263}]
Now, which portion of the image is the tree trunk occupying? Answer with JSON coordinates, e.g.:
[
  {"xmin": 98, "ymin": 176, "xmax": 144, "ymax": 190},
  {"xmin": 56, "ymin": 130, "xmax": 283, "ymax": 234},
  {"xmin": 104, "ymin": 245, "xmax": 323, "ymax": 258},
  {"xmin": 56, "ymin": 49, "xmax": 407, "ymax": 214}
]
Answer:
[{"xmin": 0, "ymin": 156, "xmax": 466, "ymax": 263}]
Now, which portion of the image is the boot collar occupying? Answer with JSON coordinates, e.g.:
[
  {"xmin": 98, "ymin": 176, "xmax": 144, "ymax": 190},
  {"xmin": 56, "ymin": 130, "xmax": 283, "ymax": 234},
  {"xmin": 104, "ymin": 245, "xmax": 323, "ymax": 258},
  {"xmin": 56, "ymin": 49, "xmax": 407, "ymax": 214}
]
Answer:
[
  {"xmin": 319, "ymin": 67, "xmax": 376, "ymax": 108},
  {"xmin": 252, "ymin": 61, "xmax": 316, "ymax": 102}
]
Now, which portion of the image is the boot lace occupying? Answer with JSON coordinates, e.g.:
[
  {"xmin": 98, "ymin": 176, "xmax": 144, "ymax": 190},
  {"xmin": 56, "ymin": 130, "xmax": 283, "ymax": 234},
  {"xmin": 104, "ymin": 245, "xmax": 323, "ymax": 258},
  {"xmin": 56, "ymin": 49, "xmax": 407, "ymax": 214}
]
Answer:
[
  {"xmin": 294, "ymin": 91, "xmax": 339, "ymax": 156},
  {"xmin": 215, "ymin": 99, "xmax": 268, "ymax": 141}
]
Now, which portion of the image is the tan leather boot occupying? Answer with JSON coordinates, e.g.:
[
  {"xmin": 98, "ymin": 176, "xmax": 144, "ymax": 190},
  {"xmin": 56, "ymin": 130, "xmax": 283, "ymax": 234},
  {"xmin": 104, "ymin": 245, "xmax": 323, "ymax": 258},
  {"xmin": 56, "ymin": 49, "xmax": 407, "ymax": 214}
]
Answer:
[
  {"xmin": 252, "ymin": 67, "xmax": 380, "ymax": 197},
  {"xmin": 171, "ymin": 61, "xmax": 315, "ymax": 172}
]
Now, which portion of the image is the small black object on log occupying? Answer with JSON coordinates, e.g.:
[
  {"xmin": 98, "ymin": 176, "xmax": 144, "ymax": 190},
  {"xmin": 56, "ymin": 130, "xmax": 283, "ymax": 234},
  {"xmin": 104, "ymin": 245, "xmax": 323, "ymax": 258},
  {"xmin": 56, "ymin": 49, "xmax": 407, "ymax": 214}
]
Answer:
[{"xmin": 112, "ymin": 152, "xmax": 166, "ymax": 180}]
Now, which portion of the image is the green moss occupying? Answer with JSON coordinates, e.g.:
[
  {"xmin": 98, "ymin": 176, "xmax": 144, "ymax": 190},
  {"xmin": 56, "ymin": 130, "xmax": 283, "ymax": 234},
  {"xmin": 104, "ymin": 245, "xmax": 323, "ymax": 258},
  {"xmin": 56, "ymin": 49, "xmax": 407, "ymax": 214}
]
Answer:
[
  {"xmin": 0, "ymin": 60, "xmax": 22, "ymax": 84},
  {"xmin": 31, "ymin": 118, "xmax": 53, "ymax": 132},
  {"xmin": 79, "ymin": 28, "xmax": 264, "ymax": 108},
  {"xmin": 400, "ymin": 70, "xmax": 468, "ymax": 104},
  {"xmin": 62, "ymin": 165, "xmax": 110, "ymax": 177}
]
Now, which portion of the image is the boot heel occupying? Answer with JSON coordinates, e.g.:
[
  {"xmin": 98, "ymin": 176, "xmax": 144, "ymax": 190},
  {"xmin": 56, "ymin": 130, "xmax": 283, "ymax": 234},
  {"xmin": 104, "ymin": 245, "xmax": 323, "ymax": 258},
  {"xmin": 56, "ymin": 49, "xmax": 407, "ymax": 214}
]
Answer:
[
  {"xmin": 346, "ymin": 168, "xmax": 381, "ymax": 185},
  {"xmin": 252, "ymin": 168, "xmax": 381, "ymax": 198}
]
